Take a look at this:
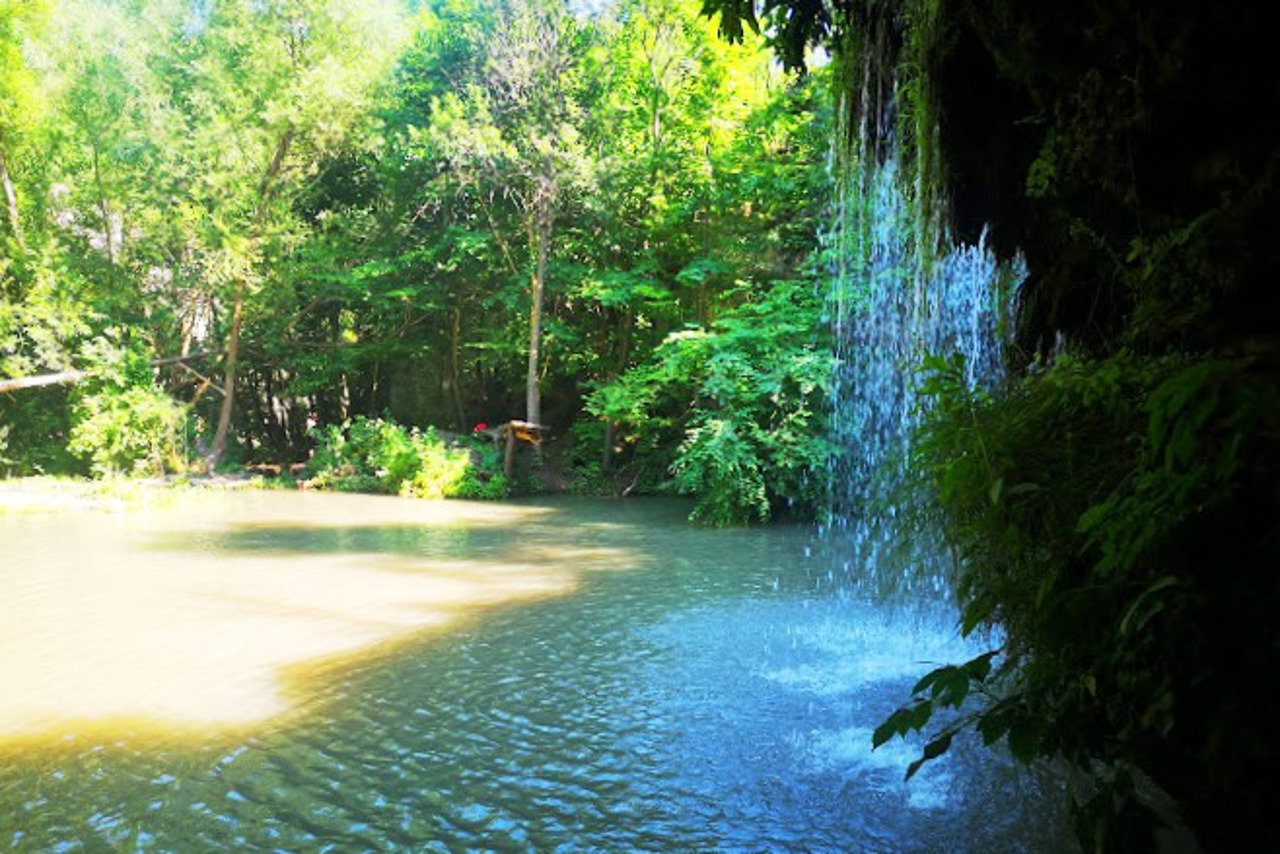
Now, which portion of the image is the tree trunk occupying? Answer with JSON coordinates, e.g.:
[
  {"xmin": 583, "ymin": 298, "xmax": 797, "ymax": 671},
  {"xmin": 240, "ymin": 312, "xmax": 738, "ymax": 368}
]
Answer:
[
  {"xmin": 205, "ymin": 130, "xmax": 291, "ymax": 467},
  {"xmin": 91, "ymin": 142, "xmax": 118, "ymax": 264},
  {"xmin": 260, "ymin": 130, "xmax": 293, "ymax": 200},
  {"xmin": 0, "ymin": 137, "xmax": 24, "ymax": 253},
  {"xmin": 601, "ymin": 308, "xmax": 633, "ymax": 471},
  {"xmin": 526, "ymin": 199, "xmax": 551, "ymax": 426},
  {"xmin": 450, "ymin": 305, "xmax": 467, "ymax": 430},
  {"xmin": 207, "ymin": 282, "xmax": 244, "ymax": 467}
]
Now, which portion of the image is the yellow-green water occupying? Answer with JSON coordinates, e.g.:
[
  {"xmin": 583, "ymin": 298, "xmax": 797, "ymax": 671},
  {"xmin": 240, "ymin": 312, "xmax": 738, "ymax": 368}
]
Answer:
[{"xmin": 0, "ymin": 491, "xmax": 1070, "ymax": 850}]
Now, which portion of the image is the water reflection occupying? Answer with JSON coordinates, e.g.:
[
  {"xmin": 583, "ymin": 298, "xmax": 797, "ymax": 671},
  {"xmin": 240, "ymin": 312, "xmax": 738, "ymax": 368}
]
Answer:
[{"xmin": 154, "ymin": 524, "xmax": 511, "ymax": 561}]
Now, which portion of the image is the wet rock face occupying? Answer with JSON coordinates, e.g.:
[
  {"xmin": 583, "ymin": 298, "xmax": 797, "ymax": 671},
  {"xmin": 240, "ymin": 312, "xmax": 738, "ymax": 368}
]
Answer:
[
  {"xmin": 928, "ymin": 0, "xmax": 1280, "ymax": 358},
  {"xmin": 930, "ymin": 14, "xmax": 1036, "ymax": 263}
]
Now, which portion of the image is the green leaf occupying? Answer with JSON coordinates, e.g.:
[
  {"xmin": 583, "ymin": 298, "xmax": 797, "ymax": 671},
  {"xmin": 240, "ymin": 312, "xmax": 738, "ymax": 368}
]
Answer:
[
  {"xmin": 1007, "ymin": 720, "xmax": 1041, "ymax": 761},
  {"xmin": 912, "ymin": 669, "xmax": 942, "ymax": 696},
  {"xmin": 873, "ymin": 699, "xmax": 933, "ymax": 748},
  {"xmin": 962, "ymin": 650, "xmax": 998, "ymax": 682},
  {"xmin": 905, "ymin": 733, "xmax": 953, "ymax": 781},
  {"xmin": 960, "ymin": 599, "xmax": 995, "ymax": 636},
  {"xmin": 1118, "ymin": 575, "xmax": 1180, "ymax": 636},
  {"xmin": 977, "ymin": 712, "xmax": 1012, "ymax": 746}
]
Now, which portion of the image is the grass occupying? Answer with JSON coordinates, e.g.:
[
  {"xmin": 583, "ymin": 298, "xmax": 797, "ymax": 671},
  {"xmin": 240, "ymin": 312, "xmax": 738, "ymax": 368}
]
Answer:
[{"xmin": 0, "ymin": 471, "xmax": 277, "ymax": 514}]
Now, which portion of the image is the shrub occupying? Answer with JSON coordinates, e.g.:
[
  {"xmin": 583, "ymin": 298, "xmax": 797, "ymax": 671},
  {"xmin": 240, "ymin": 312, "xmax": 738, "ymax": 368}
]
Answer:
[
  {"xmin": 403, "ymin": 431, "xmax": 470, "ymax": 498},
  {"xmin": 450, "ymin": 440, "xmax": 508, "ymax": 499},
  {"xmin": 69, "ymin": 384, "xmax": 188, "ymax": 477},
  {"xmin": 672, "ymin": 416, "xmax": 770, "ymax": 525},
  {"xmin": 0, "ymin": 424, "xmax": 13, "ymax": 476},
  {"xmin": 307, "ymin": 416, "xmax": 507, "ymax": 499},
  {"xmin": 589, "ymin": 279, "xmax": 832, "ymax": 525},
  {"xmin": 0, "ymin": 388, "xmax": 77, "ymax": 476},
  {"xmin": 62, "ymin": 335, "xmax": 189, "ymax": 478},
  {"xmin": 875, "ymin": 351, "xmax": 1280, "ymax": 850}
]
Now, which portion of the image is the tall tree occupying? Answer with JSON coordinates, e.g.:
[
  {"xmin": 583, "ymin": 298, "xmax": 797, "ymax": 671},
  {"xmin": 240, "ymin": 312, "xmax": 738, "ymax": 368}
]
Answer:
[
  {"xmin": 150, "ymin": 0, "xmax": 405, "ymax": 464},
  {"xmin": 429, "ymin": 0, "xmax": 597, "ymax": 425},
  {"xmin": 0, "ymin": 0, "xmax": 49, "ymax": 256}
]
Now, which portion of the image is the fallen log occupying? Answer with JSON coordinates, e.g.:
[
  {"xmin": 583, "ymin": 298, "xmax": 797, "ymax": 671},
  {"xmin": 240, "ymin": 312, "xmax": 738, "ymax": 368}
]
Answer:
[
  {"xmin": 0, "ymin": 369, "xmax": 87, "ymax": 393},
  {"xmin": 0, "ymin": 351, "xmax": 223, "ymax": 395}
]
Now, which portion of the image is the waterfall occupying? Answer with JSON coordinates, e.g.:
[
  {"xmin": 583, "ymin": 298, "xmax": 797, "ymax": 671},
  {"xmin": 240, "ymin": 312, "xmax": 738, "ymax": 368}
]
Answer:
[{"xmin": 822, "ymin": 97, "xmax": 1021, "ymax": 598}]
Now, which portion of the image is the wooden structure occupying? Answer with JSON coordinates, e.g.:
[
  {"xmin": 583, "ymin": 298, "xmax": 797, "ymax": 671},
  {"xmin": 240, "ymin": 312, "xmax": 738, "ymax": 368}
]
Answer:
[{"xmin": 500, "ymin": 420, "xmax": 544, "ymax": 480}]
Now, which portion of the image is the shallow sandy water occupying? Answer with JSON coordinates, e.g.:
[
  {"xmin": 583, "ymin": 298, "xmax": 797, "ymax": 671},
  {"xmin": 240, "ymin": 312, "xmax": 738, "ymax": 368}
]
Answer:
[{"xmin": 0, "ymin": 491, "xmax": 632, "ymax": 741}]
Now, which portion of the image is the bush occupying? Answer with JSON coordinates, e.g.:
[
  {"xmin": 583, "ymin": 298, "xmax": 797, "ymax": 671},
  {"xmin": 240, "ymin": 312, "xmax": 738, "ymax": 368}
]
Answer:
[
  {"xmin": 449, "ymin": 440, "xmax": 508, "ymax": 499},
  {"xmin": 671, "ymin": 417, "xmax": 770, "ymax": 524},
  {"xmin": 876, "ymin": 351, "xmax": 1280, "ymax": 850},
  {"xmin": 0, "ymin": 388, "xmax": 78, "ymax": 476},
  {"xmin": 589, "ymin": 279, "xmax": 832, "ymax": 525},
  {"xmin": 69, "ymin": 384, "xmax": 189, "ymax": 477},
  {"xmin": 403, "ymin": 433, "xmax": 471, "ymax": 498},
  {"xmin": 307, "ymin": 416, "xmax": 507, "ymax": 499},
  {"xmin": 63, "ymin": 336, "xmax": 188, "ymax": 478},
  {"xmin": 0, "ymin": 424, "xmax": 12, "ymax": 476}
]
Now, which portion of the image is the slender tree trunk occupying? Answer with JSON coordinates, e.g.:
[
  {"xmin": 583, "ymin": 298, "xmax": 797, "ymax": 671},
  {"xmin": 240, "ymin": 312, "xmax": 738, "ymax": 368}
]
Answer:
[
  {"xmin": 207, "ymin": 282, "xmax": 244, "ymax": 466},
  {"xmin": 91, "ymin": 142, "xmax": 118, "ymax": 264},
  {"xmin": 526, "ymin": 199, "xmax": 551, "ymax": 426},
  {"xmin": 601, "ymin": 420, "xmax": 615, "ymax": 472},
  {"xmin": 601, "ymin": 308, "xmax": 633, "ymax": 471},
  {"xmin": 206, "ymin": 130, "xmax": 291, "ymax": 467},
  {"xmin": 260, "ymin": 130, "xmax": 293, "ymax": 200},
  {"xmin": 0, "ymin": 137, "xmax": 24, "ymax": 252},
  {"xmin": 450, "ymin": 305, "xmax": 467, "ymax": 430}
]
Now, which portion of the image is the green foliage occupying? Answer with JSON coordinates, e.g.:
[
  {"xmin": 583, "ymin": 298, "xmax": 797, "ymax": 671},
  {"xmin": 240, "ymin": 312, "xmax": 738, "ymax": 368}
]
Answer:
[
  {"xmin": 0, "ymin": 386, "xmax": 76, "ymax": 475},
  {"xmin": 405, "ymin": 430, "xmax": 508, "ymax": 500},
  {"xmin": 0, "ymin": 0, "xmax": 827, "ymax": 512},
  {"xmin": 0, "ymin": 254, "xmax": 97, "ymax": 474},
  {"xmin": 0, "ymin": 422, "xmax": 12, "ymax": 475},
  {"xmin": 64, "ymin": 334, "xmax": 188, "ymax": 478},
  {"xmin": 308, "ymin": 417, "xmax": 405, "ymax": 493},
  {"xmin": 453, "ymin": 440, "xmax": 510, "ymax": 500},
  {"xmin": 590, "ymin": 278, "xmax": 832, "ymax": 524},
  {"xmin": 673, "ymin": 415, "xmax": 769, "ymax": 523},
  {"xmin": 402, "ymin": 430, "xmax": 471, "ymax": 498},
  {"xmin": 871, "ymin": 650, "xmax": 997, "ymax": 779},
  {"xmin": 875, "ymin": 350, "xmax": 1280, "ymax": 848},
  {"xmin": 68, "ymin": 384, "xmax": 188, "ymax": 477},
  {"xmin": 306, "ymin": 416, "xmax": 507, "ymax": 500}
]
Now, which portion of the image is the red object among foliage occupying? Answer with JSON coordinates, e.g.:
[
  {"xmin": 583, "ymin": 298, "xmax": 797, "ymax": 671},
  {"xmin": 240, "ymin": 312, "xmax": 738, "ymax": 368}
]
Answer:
[{"xmin": 472, "ymin": 423, "xmax": 488, "ymax": 432}]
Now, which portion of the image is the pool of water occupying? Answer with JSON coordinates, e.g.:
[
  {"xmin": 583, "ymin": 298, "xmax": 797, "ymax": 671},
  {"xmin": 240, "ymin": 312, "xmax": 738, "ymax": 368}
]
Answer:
[{"xmin": 0, "ymin": 491, "xmax": 1071, "ymax": 851}]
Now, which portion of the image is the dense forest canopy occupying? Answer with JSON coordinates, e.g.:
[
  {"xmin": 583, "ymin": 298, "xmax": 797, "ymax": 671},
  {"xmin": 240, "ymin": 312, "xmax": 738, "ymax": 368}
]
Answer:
[{"xmin": 1, "ymin": 0, "xmax": 833, "ymax": 520}]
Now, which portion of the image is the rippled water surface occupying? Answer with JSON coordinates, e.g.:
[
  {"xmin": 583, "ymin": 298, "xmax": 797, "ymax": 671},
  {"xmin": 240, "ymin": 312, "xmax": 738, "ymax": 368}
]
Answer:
[{"xmin": 0, "ymin": 492, "xmax": 1069, "ymax": 851}]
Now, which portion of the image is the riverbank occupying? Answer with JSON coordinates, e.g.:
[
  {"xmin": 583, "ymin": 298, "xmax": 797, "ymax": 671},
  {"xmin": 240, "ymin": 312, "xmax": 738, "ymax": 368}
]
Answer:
[{"xmin": 0, "ymin": 473, "xmax": 274, "ymax": 515}]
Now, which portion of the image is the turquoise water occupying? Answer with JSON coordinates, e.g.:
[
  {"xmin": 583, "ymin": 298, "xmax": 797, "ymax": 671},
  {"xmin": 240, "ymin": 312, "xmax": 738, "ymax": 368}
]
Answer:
[{"xmin": 0, "ymin": 493, "xmax": 1069, "ymax": 851}]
